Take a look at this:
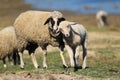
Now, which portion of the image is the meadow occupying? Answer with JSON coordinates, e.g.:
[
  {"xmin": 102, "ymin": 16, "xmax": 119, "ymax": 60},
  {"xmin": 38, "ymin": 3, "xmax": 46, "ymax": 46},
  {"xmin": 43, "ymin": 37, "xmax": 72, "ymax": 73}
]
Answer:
[{"xmin": 0, "ymin": 0, "xmax": 120, "ymax": 80}]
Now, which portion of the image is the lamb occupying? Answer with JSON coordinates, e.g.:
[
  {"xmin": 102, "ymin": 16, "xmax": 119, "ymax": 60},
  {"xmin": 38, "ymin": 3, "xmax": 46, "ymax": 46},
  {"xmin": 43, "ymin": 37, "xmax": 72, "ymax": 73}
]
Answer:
[
  {"xmin": 96, "ymin": 10, "xmax": 108, "ymax": 27},
  {"xmin": 58, "ymin": 21, "xmax": 88, "ymax": 71},
  {"xmin": 14, "ymin": 10, "xmax": 68, "ymax": 69},
  {"xmin": 0, "ymin": 26, "xmax": 19, "ymax": 68}
]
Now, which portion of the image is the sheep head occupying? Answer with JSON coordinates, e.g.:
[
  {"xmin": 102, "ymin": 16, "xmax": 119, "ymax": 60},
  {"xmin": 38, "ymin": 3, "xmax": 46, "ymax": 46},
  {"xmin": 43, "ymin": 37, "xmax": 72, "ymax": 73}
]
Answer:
[
  {"xmin": 58, "ymin": 21, "xmax": 72, "ymax": 37},
  {"xmin": 44, "ymin": 11, "xmax": 65, "ymax": 36}
]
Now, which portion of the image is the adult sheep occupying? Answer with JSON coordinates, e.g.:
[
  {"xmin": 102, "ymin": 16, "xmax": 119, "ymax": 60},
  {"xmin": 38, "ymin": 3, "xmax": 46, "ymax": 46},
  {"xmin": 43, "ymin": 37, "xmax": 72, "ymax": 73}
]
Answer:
[
  {"xmin": 14, "ymin": 10, "xmax": 68, "ymax": 69},
  {"xmin": 96, "ymin": 10, "xmax": 108, "ymax": 27},
  {"xmin": 58, "ymin": 21, "xmax": 88, "ymax": 71},
  {"xmin": 0, "ymin": 26, "xmax": 19, "ymax": 68}
]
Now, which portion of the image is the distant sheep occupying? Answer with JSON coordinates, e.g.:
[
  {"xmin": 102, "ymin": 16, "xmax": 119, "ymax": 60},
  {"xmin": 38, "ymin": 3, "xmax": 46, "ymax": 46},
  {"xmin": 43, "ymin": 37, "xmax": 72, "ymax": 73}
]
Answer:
[
  {"xmin": 96, "ymin": 10, "xmax": 108, "ymax": 27},
  {"xmin": 58, "ymin": 21, "xmax": 88, "ymax": 71},
  {"xmin": 0, "ymin": 26, "xmax": 19, "ymax": 68},
  {"xmin": 14, "ymin": 10, "xmax": 67, "ymax": 69}
]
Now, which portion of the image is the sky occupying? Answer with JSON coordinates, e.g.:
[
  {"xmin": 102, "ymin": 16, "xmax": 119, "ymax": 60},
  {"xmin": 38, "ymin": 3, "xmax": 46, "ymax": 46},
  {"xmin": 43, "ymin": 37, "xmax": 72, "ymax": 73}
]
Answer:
[{"xmin": 24, "ymin": 0, "xmax": 120, "ymax": 14}]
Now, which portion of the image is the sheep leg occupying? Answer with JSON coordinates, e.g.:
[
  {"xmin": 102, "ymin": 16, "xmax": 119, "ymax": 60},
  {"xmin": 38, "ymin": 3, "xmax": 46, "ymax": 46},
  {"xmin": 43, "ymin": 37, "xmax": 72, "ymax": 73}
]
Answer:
[
  {"xmin": 12, "ymin": 52, "xmax": 17, "ymax": 65},
  {"xmin": 82, "ymin": 44, "xmax": 87, "ymax": 69},
  {"xmin": 75, "ymin": 46, "xmax": 80, "ymax": 66},
  {"xmin": 8, "ymin": 54, "xmax": 13, "ymax": 65},
  {"xmin": 2, "ymin": 57, "xmax": 7, "ymax": 68},
  {"xmin": 42, "ymin": 50, "xmax": 48, "ymax": 68},
  {"xmin": 59, "ymin": 49, "xmax": 68, "ymax": 68},
  {"xmin": 100, "ymin": 19, "xmax": 104, "ymax": 27},
  {"xmin": 12, "ymin": 49, "xmax": 20, "ymax": 65},
  {"xmin": 30, "ymin": 53, "xmax": 39, "ymax": 69},
  {"xmin": 66, "ymin": 45, "xmax": 74, "ymax": 67},
  {"xmin": 73, "ymin": 49, "xmax": 78, "ymax": 71},
  {"xmin": 18, "ymin": 52, "xmax": 24, "ymax": 69}
]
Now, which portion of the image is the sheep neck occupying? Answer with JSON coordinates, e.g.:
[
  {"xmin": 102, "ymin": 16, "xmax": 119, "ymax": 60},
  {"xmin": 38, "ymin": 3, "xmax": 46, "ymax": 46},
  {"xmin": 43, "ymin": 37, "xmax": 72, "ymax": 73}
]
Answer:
[
  {"xmin": 48, "ymin": 27, "xmax": 65, "ymax": 51},
  {"xmin": 64, "ymin": 27, "xmax": 80, "ymax": 49}
]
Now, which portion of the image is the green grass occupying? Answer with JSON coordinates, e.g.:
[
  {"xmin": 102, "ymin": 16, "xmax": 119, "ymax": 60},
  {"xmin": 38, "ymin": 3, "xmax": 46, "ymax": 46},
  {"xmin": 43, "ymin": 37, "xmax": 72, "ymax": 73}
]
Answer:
[{"xmin": 0, "ymin": 47, "xmax": 120, "ymax": 79}]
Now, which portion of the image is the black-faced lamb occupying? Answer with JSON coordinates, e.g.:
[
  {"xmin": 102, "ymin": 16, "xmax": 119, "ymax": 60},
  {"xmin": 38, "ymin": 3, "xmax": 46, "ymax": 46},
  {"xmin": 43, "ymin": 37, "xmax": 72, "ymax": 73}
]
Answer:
[
  {"xmin": 14, "ymin": 10, "xmax": 67, "ymax": 69},
  {"xmin": 58, "ymin": 21, "xmax": 88, "ymax": 71}
]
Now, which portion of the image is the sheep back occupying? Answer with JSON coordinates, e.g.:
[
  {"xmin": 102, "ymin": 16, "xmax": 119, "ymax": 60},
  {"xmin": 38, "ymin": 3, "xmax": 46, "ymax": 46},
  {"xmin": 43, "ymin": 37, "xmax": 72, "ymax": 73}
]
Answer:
[
  {"xmin": 0, "ymin": 26, "xmax": 17, "ymax": 59},
  {"xmin": 14, "ymin": 11, "xmax": 59, "ymax": 48}
]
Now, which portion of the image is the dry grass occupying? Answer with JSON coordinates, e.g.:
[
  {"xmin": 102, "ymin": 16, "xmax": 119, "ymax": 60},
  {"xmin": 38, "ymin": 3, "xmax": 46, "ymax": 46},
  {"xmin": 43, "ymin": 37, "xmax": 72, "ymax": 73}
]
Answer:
[{"xmin": 0, "ymin": 0, "xmax": 31, "ymax": 29}]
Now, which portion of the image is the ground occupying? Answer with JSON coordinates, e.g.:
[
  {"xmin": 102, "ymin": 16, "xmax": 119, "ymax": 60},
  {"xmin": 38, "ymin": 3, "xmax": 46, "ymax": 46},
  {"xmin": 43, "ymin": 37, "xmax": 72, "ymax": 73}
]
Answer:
[{"xmin": 0, "ymin": 0, "xmax": 120, "ymax": 80}]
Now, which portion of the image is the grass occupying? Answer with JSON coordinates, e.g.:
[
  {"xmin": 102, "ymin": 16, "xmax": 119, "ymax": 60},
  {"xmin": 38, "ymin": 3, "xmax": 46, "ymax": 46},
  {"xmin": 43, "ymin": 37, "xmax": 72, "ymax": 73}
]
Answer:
[{"xmin": 0, "ymin": 46, "xmax": 120, "ymax": 79}]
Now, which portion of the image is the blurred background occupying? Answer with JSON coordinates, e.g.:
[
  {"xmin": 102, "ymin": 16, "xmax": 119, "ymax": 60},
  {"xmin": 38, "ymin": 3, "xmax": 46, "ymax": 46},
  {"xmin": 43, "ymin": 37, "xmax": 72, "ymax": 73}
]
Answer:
[
  {"xmin": 0, "ymin": 0, "xmax": 120, "ymax": 30},
  {"xmin": 24, "ymin": 0, "xmax": 120, "ymax": 14}
]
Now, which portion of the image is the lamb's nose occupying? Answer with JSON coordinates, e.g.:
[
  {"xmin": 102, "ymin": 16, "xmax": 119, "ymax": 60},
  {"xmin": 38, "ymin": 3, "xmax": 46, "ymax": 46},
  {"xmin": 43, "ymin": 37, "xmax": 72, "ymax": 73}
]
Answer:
[{"xmin": 65, "ymin": 34, "xmax": 69, "ymax": 37}]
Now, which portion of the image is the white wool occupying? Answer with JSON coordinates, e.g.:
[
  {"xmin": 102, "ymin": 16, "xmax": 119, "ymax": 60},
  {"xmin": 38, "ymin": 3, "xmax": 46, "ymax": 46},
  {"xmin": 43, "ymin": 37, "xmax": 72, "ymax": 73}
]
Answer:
[{"xmin": 50, "ymin": 11, "xmax": 63, "ymax": 18}]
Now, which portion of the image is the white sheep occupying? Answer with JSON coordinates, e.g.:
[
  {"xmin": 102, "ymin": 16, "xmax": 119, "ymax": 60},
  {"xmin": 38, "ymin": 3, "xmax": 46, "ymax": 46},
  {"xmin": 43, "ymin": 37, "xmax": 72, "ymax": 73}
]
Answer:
[
  {"xmin": 0, "ymin": 26, "xmax": 19, "ymax": 68},
  {"xmin": 14, "ymin": 10, "xmax": 67, "ymax": 69},
  {"xmin": 96, "ymin": 10, "xmax": 108, "ymax": 27},
  {"xmin": 2, "ymin": 50, "xmax": 20, "ymax": 68},
  {"xmin": 58, "ymin": 21, "xmax": 88, "ymax": 71}
]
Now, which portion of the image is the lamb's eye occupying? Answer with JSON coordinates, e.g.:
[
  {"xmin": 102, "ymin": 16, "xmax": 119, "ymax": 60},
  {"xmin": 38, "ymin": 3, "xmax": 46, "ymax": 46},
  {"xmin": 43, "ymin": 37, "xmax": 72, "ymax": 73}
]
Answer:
[{"xmin": 67, "ymin": 25, "xmax": 70, "ymax": 28}]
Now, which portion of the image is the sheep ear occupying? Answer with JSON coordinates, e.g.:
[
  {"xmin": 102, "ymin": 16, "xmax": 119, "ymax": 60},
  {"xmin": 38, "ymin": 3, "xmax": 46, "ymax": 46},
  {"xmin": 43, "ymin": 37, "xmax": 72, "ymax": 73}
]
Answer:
[
  {"xmin": 58, "ymin": 17, "xmax": 66, "ymax": 22},
  {"xmin": 44, "ymin": 17, "xmax": 52, "ymax": 25}
]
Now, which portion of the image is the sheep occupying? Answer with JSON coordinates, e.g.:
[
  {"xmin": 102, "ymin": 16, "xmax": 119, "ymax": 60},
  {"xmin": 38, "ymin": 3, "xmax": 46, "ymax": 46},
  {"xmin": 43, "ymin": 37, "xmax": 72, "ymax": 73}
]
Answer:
[
  {"xmin": 2, "ymin": 50, "xmax": 20, "ymax": 68},
  {"xmin": 96, "ymin": 10, "xmax": 108, "ymax": 27},
  {"xmin": 0, "ymin": 26, "xmax": 19, "ymax": 68},
  {"xmin": 58, "ymin": 21, "xmax": 88, "ymax": 71},
  {"xmin": 14, "ymin": 10, "xmax": 68, "ymax": 69}
]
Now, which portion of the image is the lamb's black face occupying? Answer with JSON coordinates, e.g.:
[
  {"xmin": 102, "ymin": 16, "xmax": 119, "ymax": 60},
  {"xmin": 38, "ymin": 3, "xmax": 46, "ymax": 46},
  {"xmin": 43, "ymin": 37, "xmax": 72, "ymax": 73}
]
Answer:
[{"xmin": 44, "ymin": 17, "xmax": 65, "ymax": 32}]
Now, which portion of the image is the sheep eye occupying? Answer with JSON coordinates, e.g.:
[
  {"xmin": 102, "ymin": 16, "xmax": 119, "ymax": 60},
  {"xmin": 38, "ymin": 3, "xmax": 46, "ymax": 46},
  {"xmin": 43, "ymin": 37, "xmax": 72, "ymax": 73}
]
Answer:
[{"xmin": 50, "ymin": 18, "xmax": 55, "ymax": 28}]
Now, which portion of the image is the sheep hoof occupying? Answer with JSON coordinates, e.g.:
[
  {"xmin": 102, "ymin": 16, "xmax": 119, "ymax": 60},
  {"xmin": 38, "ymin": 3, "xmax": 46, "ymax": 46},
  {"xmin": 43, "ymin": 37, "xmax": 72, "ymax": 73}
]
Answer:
[
  {"xmin": 43, "ymin": 64, "xmax": 48, "ymax": 69},
  {"xmin": 37, "ymin": 66, "xmax": 40, "ymax": 68},
  {"xmin": 63, "ymin": 65, "xmax": 68, "ymax": 69},
  {"xmin": 43, "ymin": 67, "xmax": 47, "ymax": 69},
  {"xmin": 82, "ymin": 65, "xmax": 86, "ymax": 69},
  {"xmin": 20, "ymin": 67, "xmax": 24, "ymax": 70},
  {"xmin": 74, "ymin": 67, "xmax": 78, "ymax": 72},
  {"xmin": 4, "ymin": 64, "xmax": 7, "ymax": 68}
]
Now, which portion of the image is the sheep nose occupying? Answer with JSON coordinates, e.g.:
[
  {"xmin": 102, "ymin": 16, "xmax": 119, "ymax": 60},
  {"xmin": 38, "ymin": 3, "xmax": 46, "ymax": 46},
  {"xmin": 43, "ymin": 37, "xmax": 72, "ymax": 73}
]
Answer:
[
  {"xmin": 53, "ymin": 28, "xmax": 59, "ymax": 33},
  {"xmin": 53, "ymin": 30, "xmax": 56, "ymax": 33}
]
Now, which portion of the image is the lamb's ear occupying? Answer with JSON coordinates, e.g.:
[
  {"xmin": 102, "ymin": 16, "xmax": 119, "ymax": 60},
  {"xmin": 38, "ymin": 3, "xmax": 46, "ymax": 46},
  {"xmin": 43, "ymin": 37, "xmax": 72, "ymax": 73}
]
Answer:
[{"xmin": 44, "ymin": 17, "xmax": 52, "ymax": 25}]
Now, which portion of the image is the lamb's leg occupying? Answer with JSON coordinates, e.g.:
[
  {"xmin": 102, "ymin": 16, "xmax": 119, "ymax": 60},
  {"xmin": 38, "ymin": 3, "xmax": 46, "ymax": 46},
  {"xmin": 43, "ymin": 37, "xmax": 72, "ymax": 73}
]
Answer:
[
  {"xmin": 82, "ymin": 43, "xmax": 87, "ymax": 69},
  {"xmin": 18, "ymin": 52, "xmax": 24, "ymax": 69},
  {"xmin": 2, "ymin": 57, "xmax": 7, "ymax": 68},
  {"xmin": 66, "ymin": 45, "xmax": 74, "ymax": 67},
  {"xmin": 73, "ymin": 49, "xmax": 78, "ymax": 71},
  {"xmin": 75, "ymin": 46, "xmax": 80, "ymax": 66},
  {"xmin": 59, "ymin": 49, "xmax": 68, "ymax": 68},
  {"xmin": 42, "ymin": 50, "xmax": 48, "ymax": 68},
  {"xmin": 30, "ymin": 53, "xmax": 39, "ymax": 69}
]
